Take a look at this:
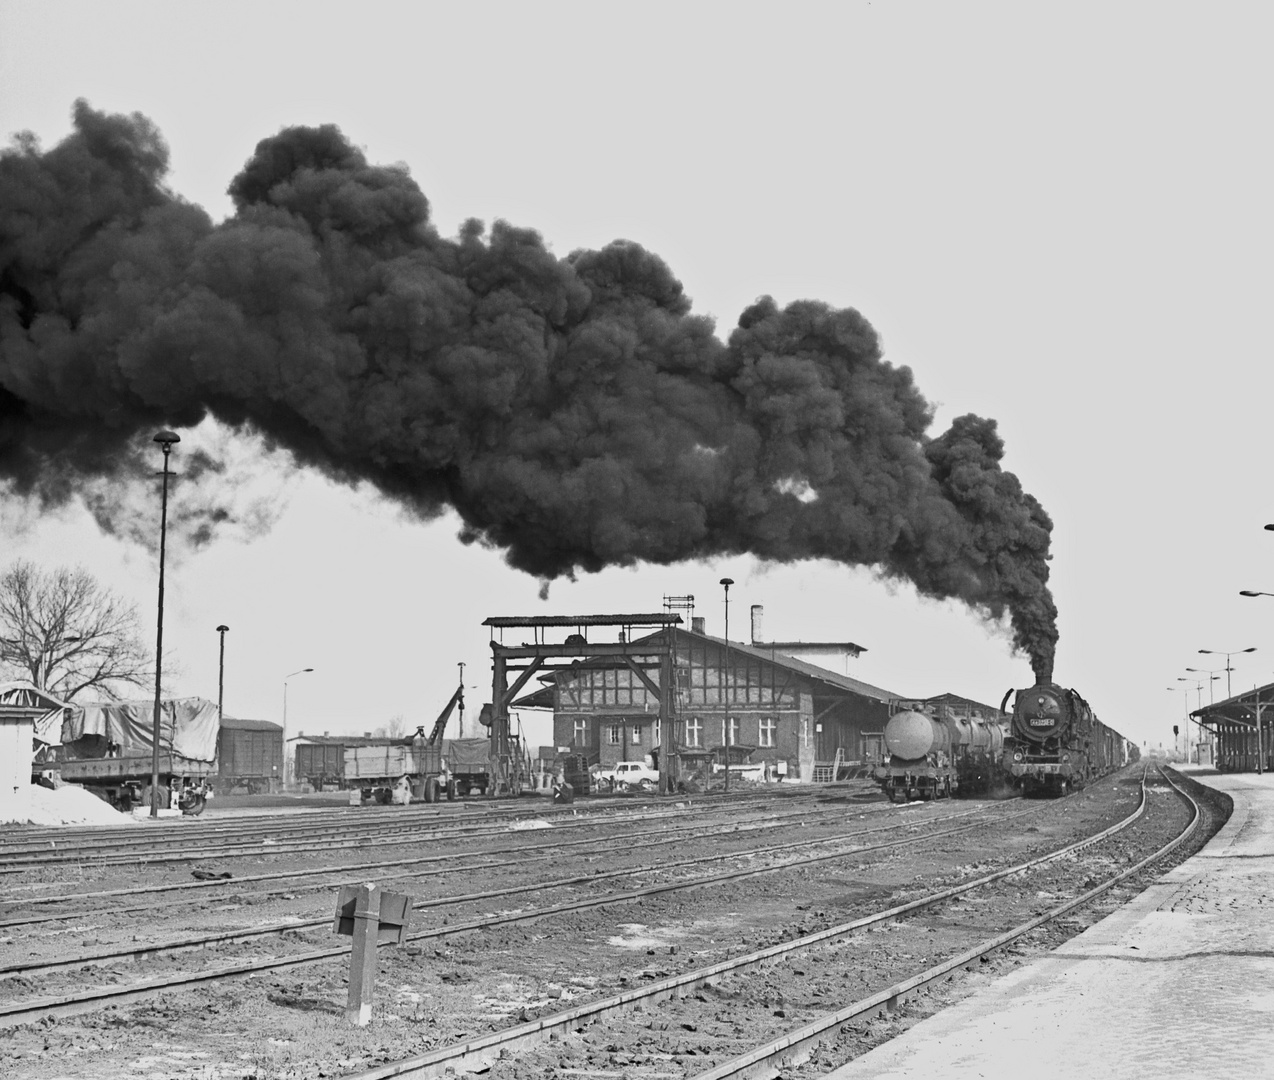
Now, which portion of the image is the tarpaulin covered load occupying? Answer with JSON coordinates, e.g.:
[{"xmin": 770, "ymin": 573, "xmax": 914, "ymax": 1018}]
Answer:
[
  {"xmin": 61, "ymin": 698, "xmax": 220, "ymax": 762},
  {"xmin": 443, "ymin": 738, "xmax": 491, "ymax": 770}
]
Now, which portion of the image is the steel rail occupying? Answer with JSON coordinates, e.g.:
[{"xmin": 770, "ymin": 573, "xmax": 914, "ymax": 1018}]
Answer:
[
  {"xmin": 0, "ymin": 798, "xmax": 876, "ymax": 911},
  {"xmin": 0, "ymin": 802, "xmax": 1010, "ymax": 977},
  {"xmin": 0, "ymin": 789, "xmax": 847, "ymax": 869},
  {"xmin": 692, "ymin": 767, "xmax": 1201, "ymax": 1080},
  {"xmin": 0, "ymin": 799, "xmax": 1043, "ymax": 1023},
  {"xmin": 0, "ymin": 785, "xmax": 855, "ymax": 856},
  {"xmin": 307, "ymin": 772, "xmax": 1159, "ymax": 1080},
  {"xmin": 0, "ymin": 798, "xmax": 934, "ymax": 929}
]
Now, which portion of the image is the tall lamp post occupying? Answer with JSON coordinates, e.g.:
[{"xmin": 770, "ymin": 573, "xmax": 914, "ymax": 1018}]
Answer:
[
  {"xmin": 282, "ymin": 667, "xmax": 313, "ymax": 790},
  {"xmin": 1178, "ymin": 676, "xmax": 1218, "ymax": 762},
  {"xmin": 719, "ymin": 577, "xmax": 734, "ymax": 794},
  {"xmin": 150, "ymin": 430, "xmax": 180, "ymax": 818},
  {"xmin": 216, "ymin": 625, "xmax": 229, "ymax": 725},
  {"xmin": 1198, "ymin": 646, "xmax": 1256, "ymax": 700}
]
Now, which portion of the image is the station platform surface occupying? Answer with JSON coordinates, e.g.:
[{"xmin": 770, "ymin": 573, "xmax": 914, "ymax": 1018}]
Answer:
[{"xmin": 827, "ymin": 766, "xmax": 1274, "ymax": 1079}]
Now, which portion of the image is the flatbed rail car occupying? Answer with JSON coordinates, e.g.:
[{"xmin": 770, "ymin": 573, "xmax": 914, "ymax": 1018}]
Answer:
[{"xmin": 42, "ymin": 751, "xmax": 214, "ymax": 813}]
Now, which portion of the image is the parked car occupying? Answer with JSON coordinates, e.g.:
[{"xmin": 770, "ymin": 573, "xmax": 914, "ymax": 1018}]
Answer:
[{"xmin": 593, "ymin": 760, "xmax": 659, "ymax": 791}]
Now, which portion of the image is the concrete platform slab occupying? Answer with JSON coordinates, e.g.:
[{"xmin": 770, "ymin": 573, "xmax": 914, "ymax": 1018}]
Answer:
[{"xmin": 826, "ymin": 768, "xmax": 1274, "ymax": 1079}]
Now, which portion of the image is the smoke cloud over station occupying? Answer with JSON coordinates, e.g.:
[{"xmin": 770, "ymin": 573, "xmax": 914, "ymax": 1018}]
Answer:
[{"xmin": 0, "ymin": 102, "xmax": 1058, "ymax": 680}]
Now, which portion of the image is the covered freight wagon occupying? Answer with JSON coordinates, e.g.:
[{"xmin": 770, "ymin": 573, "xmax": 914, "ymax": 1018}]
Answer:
[{"xmin": 217, "ymin": 716, "xmax": 283, "ymax": 793}]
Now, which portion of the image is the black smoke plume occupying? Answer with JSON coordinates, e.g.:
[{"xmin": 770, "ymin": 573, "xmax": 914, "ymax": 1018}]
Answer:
[{"xmin": 0, "ymin": 103, "xmax": 1057, "ymax": 678}]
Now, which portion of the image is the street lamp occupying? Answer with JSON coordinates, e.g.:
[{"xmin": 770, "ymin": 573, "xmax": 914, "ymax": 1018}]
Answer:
[
  {"xmin": 216, "ymin": 626, "xmax": 229, "ymax": 726},
  {"xmin": 1178, "ymin": 676, "xmax": 1218, "ymax": 763},
  {"xmin": 1184, "ymin": 667, "xmax": 1225, "ymax": 705},
  {"xmin": 282, "ymin": 667, "xmax": 313, "ymax": 790},
  {"xmin": 720, "ymin": 578, "xmax": 734, "ymax": 794},
  {"xmin": 150, "ymin": 430, "xmax": 180, "ymax": 818},
  {"xmin": 1198, "ymin": 647, "xmax": 1256, "ymax": 700}
]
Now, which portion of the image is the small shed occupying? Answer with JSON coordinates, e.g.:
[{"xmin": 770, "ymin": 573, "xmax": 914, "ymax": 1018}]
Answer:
[{"xmin": 0, "ymin": 682, "xmax": 72, "ymax": 799}]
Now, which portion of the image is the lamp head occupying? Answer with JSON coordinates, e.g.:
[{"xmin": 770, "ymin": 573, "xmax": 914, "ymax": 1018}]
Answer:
[
  {"xmin": 719, "ymin": 577, "xmax": 734, "ymax": 588},
  {"xmin": 216, "ymin": 624, "xmax": 229, "ymax": 633},
  {"xmin": 152, "ymin": 430, "xmax": 180, "ymax": 447}
]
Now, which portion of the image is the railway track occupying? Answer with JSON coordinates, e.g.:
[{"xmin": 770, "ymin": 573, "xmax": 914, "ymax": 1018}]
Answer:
[
  {"xmin": 299, "ymin": 767, "xmax": 1200, "ymax": 1080},
  {"xmin": 0, "ymin": 797, "xmax": 924, "ymax": 928},
  {"xmin": 0, "ymin": 799, "xmax": 1035, "ymax": 1024},
  {"xmin": 0, "ymin": 786, "xmax": 872, "ymax": 869}
]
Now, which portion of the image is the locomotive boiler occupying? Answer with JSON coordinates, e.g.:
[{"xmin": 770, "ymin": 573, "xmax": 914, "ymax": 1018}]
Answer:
[
  {"xmin": 1003, "ymin": 681, "xmax": 1132, "ymax": 794},
  {"xmin": 873, "ymin": 707, "xmax": 1007, "ymax": 802}
]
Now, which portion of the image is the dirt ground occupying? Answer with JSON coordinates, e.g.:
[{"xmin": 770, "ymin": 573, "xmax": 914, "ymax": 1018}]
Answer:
[{"xmin": 0, "ymin": 770, "xmax": 1226, "ymax": 1079}]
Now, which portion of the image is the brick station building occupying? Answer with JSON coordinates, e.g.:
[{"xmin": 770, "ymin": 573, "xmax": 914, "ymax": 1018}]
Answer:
[{"xmin": 518, "ymin": 624, "xmax": 899, "ymax": 784}]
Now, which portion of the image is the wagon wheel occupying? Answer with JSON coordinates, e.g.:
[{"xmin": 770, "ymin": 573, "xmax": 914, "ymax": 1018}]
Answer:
[{"xmin": 446, "ymin": 778, "xmax": 457, "ymax": 801}]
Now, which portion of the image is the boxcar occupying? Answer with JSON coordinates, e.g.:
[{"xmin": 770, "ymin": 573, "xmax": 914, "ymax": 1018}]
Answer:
[{"xmin": 217, "ymin": 716, "xmax": 283, "ymax": 793}]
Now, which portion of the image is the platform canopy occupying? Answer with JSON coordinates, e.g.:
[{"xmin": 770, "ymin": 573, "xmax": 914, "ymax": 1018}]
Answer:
[{"xmin": 1191, "ymin": 681, "xmax": 1274, "ymax": 729}]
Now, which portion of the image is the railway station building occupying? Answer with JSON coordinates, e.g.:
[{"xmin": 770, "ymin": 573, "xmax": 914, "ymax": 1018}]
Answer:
[{"xmin": 515, "ymin": 621, "xmax": 899, "ymax": 784}]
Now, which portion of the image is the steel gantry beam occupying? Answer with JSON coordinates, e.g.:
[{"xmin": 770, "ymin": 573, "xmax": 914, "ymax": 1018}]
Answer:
[{"xmin": 483, "ymin": 614, "xmax": 683, "ymax": 796}]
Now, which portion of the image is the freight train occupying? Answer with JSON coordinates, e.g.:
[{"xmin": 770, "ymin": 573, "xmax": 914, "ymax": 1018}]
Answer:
[
  {"xmin": 1003, "ymin": 681, "xmax": 1138, "ymax": 795},
  {"xmin": 873, "ymin": 683, "xmax": 1138, "ymax": 801},
  {"xmin": 872, "ymin": 704, "xmax": 1008, "ymax": 801}
]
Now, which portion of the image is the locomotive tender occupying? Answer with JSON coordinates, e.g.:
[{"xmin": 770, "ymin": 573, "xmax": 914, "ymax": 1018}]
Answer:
[{"xmin": 1003, "ymin": 681, "xmax": 1137, "ymax": 795}]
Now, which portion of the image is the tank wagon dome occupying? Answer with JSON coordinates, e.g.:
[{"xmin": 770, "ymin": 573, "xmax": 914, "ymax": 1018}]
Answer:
[{"xmin": 885, "ymin": 710, "xmax": 951, "ymax": 760}]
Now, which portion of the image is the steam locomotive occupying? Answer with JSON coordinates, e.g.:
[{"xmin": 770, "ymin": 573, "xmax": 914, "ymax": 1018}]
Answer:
[
  {"xmin": 872, "ymin": 705, "xmax": 1008, "ymax": 802},
  {"xmin": 1002, "ymin": 681, "xmax": 1138, "ymax": 795}
]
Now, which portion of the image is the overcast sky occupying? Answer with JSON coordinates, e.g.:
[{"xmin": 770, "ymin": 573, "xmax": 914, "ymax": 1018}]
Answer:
[{"xmin": 2, "ymin": 1, "xmax": 1271, "ymax": 751}]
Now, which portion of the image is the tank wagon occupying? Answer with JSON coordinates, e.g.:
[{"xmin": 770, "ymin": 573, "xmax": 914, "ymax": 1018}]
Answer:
[
  {"xmin": 873, "ymin": 706, "xmax": 1007, "ymax": 801},
  {"xmin": 1003, "ymin": 681, "xmax": 1137, "ymax": 795}
]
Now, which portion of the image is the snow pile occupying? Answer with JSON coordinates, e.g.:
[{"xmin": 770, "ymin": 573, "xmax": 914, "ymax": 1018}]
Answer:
[{"xmin": 0, "ymin": 785, "xmax": 136, "ymax": 827}]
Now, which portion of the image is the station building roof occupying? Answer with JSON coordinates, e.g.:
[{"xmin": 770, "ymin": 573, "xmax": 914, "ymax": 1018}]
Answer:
[{"xmin": 511, "ymin": 625, "xmax": 901, "ymax": 708}]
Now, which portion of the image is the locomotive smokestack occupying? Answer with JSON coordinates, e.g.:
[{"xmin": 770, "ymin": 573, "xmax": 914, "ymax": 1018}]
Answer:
[{"xmin": 1, "ymin": 103, "xmax": 1059, "ymax": 676}]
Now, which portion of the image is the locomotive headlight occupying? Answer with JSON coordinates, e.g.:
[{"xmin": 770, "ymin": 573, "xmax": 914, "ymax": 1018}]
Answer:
[{"xmin": 1013, "ymin": 751, "xmax": 1023, "ymax": 762}]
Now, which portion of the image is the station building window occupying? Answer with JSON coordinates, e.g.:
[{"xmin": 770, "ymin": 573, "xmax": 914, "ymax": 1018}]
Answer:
[
  {"xmin": 574, "ymin": 718, "xmax": 588, "ymax": 745},
  {"xmin": 760, "ymin": 717, "xmax": 776, "ymax": 747},
  {"xmin": 686, "ymin": 716, "xmax": 703, "ymax": 748},
  {"xmin": 609, "ymin": 724, "xmax": 622, "ymax": 745}
]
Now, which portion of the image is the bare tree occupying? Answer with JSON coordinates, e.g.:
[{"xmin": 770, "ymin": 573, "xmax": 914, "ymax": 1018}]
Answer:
[
  {"xmin": 0, "ymin": 560, "xmax": 152, "ymax": 700},
  {"xmin": 385, "ymin": 714, "xmax": 407, "ymax": 739}
]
